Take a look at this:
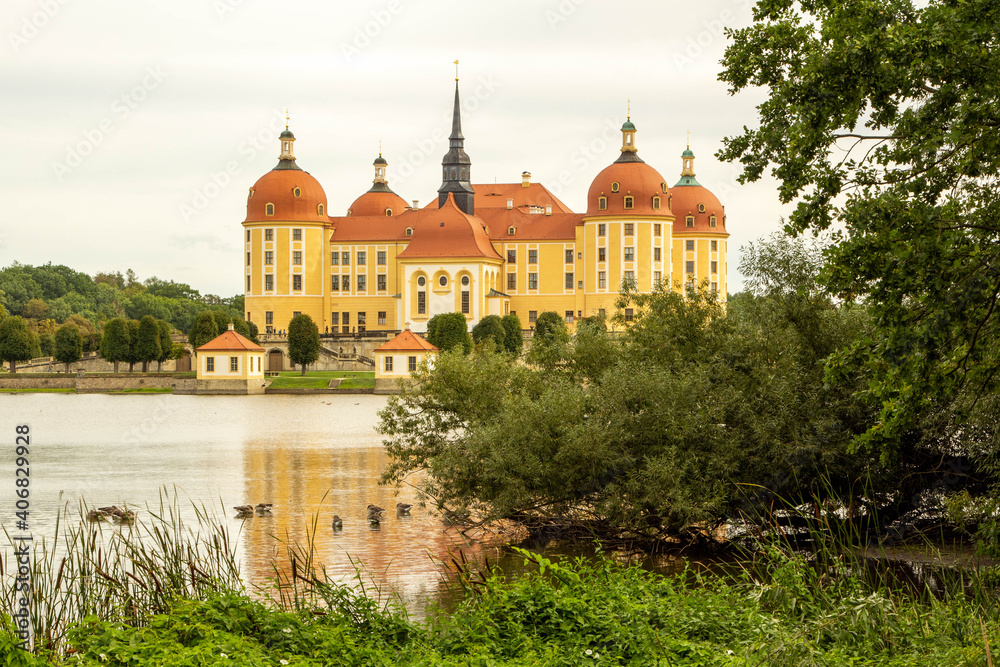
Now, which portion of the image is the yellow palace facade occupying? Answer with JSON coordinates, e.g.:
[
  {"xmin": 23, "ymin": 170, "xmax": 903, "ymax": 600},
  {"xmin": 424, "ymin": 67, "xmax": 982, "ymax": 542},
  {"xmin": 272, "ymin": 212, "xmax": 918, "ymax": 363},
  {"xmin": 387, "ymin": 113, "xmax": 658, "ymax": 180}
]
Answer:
[{"xmin": 241, "ymin": 84, "xmax": 729, "ymax": 335}]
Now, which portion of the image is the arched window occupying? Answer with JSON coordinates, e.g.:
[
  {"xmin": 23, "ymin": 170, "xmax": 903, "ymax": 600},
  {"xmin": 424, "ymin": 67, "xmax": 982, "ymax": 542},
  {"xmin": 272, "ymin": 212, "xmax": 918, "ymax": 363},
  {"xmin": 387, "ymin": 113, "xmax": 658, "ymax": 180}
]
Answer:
[
  {"xmin": 709, "ymin": 215, "xmax": 717, "ymax": 228},
  {"xmin": 652, "ymin": 196, "xmax": 661, "ymax": 210},
  {"xmin": 598, "ymin": 197, "xmax": 607, "ymax": 210},
  {"xmin": 686, "ymin": 216, "xmax": 694, "ymax": 228},
  {"xmin": 661, "ymin": 182, "xmax": 668, "ymax": 193},
  {"xmin": 508, "ymin": 226, "xmax": 515, "ymax": 236},
  {"xmin": 265, "ymin": 203, "xmax": 274, "ymax": 216},
  {"xmin": 385, "ymin": 208, "xmax": 393, "ymax": 217},
  {"xmin": 317, "ymin": 203, "xmax": 324, "ymax": 215},
  {"xmin": 623, "ymin": 196, "xmax": 634, "ymax": 209},
  {"xmin": 405, "ymin": 227, "xmax": 413, "ymax": 236},
  {"xmin": 611, "ymin": 182, "xmax": 620, "ymax": 193}
]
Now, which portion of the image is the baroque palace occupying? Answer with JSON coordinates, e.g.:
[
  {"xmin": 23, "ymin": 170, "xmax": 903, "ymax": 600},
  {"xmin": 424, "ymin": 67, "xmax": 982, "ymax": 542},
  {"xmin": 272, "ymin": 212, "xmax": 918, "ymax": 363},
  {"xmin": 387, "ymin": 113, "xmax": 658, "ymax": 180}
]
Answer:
[{"xmin": 241, "ymin": 82, "xmax": 729, "ymax": 335}]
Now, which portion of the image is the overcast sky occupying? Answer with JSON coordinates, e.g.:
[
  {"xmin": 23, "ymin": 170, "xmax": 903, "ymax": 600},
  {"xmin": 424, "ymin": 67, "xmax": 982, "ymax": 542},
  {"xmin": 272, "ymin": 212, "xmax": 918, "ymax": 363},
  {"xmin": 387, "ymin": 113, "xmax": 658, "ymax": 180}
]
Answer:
[{"xmin": 0, "ymin": 0, "xmax": 788, "ymax": 297}]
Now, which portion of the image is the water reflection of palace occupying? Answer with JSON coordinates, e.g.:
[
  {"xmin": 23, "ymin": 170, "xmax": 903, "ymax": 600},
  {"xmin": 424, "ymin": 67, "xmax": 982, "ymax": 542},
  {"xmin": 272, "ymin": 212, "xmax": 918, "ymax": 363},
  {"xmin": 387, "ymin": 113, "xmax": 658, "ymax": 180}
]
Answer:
[{"xmin": 237, "ymin": 437, "xmax": 484, "ymax": 611}]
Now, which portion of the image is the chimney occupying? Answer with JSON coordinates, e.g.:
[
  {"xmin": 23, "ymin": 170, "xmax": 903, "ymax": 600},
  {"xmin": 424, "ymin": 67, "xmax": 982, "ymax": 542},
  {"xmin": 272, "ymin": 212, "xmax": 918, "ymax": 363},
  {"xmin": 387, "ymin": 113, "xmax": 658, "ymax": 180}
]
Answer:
[
  {"xmin": 521, "ymin": 171, "xmax": 531, "ymax": 188},
  {"xmin": 506, "ymin": 198, "xmax": 513, "ymax": 209},
  {"xmin": 545, "ymin": 205, "xmax": 552, "ymax": 216},
  {"xmin": 227, "ymin": 323, "xmax": 235, "ymax": 331},
  {"xmin": 412, "ymin": 200, "xmax": 419, "ymax": 209}
]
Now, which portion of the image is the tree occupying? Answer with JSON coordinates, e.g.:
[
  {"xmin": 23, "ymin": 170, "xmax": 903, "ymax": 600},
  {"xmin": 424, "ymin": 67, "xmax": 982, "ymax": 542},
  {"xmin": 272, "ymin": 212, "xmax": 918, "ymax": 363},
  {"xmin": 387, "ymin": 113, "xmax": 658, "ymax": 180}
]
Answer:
[
  {"xmin": 125, "ymin": 319, "xmax": 141, "ymax": 372},
  {"xmin": 719, "ymin": 0, "xmax": 1000, "ymax": 462},
  {"xmin": 188, "ymin": 312, "xmax": 219, "ymax": 351},
  {"xmin": 156, "ymin": 319, "xmax": 173, "ymax": 371},
  {"xmin": 0, "ymin": 316, "xmax": 36, "ymax": 373},
  {"xmin": 23, "ymin": 298, "xmax": 49, "ymax": 320},
  {"xmin": 100, "ymin": 318, "xmax": 131, "ymax": 373},
  {"xmin": 501, "ymin": 313, "xmax": 523, "ymax": 356},
  {"xmin": 54, "ymin": 323, "xmax": 83, "ymax": 372},
  {"xmin": 426, "ymin": 313, "xmax": 472, "ymax": 354},
  {"xmin": 288, "ymin": 313, "xmax": 320, "ymax": 375},
  {"xmin": 38, "ymin": 333, "xmax": 55, "ymax": 358},
  {"xmin": 527, "ymin": 311, "xmax": 569, "ymax": 369},
  {"xmin": 135, "ymin": 315, "xmax": 161, "ymax": 372},
  {"xmin": 471, "ymin": 315, "xmax": 507, "ymax": 350}
]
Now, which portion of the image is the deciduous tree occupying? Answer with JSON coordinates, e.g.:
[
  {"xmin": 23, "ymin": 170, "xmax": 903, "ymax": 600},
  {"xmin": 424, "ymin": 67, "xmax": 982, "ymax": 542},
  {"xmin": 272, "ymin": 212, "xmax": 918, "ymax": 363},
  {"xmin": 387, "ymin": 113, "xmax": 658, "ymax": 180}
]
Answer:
[
  {"xmin": 288, "ymin": 313, "xmax": 319, "ymax": 375},
  {"xmin": 188, "ymin": 312, "xmax": 219, "ymax": 351},
  {"xmin": 426, "ymin": 312, "xmax": 471, "ymax": 354},
  {"xmin": 99, "ymin": 317, "xmax": 130, "ymax": 374},
  {"xmin": 136, "ymin": 315, "xmax": 161, "ymax": 372},
  {"xmin": 0, "ymin": 316, "xmax": 36, "ymax": 373},
  {"xmin": 54, "ymin": 323, "xmax": 83, "ymax": 372}
]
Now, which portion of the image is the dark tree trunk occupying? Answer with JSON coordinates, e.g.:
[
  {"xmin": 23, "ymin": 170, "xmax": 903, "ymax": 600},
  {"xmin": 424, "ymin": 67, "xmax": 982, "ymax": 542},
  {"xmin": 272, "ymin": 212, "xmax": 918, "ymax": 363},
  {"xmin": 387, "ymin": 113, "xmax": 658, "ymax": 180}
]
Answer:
[
  {"xmin": 301, "ymin": 363, "xmax": 307, "ymax": 376},
  {"xmin": 9, "ymin": 360, "xmax": 16, "ymax": 374},
  {"xmin": 113, "ymin": 361, "xmax": 120, "ymax": 373},
  {"xmin": 65, "ymin": 361, "xmax": 70, "ymax": 373},
  {"xmin": 128, "ymin": 362, "xmax": 135, "ymax": 373},
  {"xmin": 142, "ymin": 361, "xmax": 148, "ymax": 372}
]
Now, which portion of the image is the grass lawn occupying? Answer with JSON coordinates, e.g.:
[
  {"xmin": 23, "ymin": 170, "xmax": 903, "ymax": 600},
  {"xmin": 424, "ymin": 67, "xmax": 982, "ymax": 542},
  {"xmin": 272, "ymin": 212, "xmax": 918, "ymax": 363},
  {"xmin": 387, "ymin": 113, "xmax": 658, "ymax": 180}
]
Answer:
[{"xmin": 269, "ymin": 370, "xmax": 375, "ymax": 390}]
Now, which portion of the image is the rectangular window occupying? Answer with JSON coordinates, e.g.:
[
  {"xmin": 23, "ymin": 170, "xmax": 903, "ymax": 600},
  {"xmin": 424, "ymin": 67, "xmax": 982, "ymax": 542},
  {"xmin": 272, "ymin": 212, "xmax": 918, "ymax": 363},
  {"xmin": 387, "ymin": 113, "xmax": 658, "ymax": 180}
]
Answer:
[
  {"xmin": 342, "ymin": 251, "xmax": 350, "ymax": 265},
  {"xmin": 293, "ymin": 229, "xmax": 302, "ymax": 241},
  {"xmin": 654, "ymin": 223, "xmax": 661, "ymax": 236},
  {"xmin": 331, "ymin": 251, "xmax": 339, "ymax": 265},
  {"xmin": 331, "ymin": 275, "xmax": 339, "ymax": 291},
  {"xmin": 230, "ymin": 356, "xmax": 238, "ymax": 372},
  {"xmin": 711, "ymin": 240, "xmax": 718, "ymax": 252},
  {"xmin": 206, "ymin": 357, "xmax": 214, "ymax": 372},
  {"xmin": 598, "ymin": 247, "xmax": 606, "ymax": 262},
  {"xmin": 265, "ymin": 229, "xmax": 273, "ymax": 241},
  {"xmin": 330, "ymin": 312, "xmax": 339, "ymax": 325},
  {"xmin": 357, "ymin": 274, "xmax": 366, "ymax": 291},
  {"xmin": 598, "ymin": 223, "xmax": 606, "ymax": 237},
  {"xmin": 246, "ymin": 252, "xmax": 250, "ymax": 266},
  {"xmin": 378, "ymin": 311, "xmax": 387, "ymax": 325},
  {"xmin": 384, "ymin": 356, "xmax": 393, "ymax": 372},
  {"xmin": 377, "ymin": 274, "xmax": 387, "ymax": 291},
  {"xmin": 246, "ymin": 276, "xmax": 250, "ymax": 291},
  {"xmin": 293, "ymin": 275, "xmax": 302, "ymax": 290},
  {"xmin": 565, "ymin": 249, "xmax": 574, "ymax": 264},
  {"xmin": 686, "ymin": 260, "xmax": 695, "ymax": 274},
  {"xmin": 528, "ymin": 310, "xmax": 538, "ymax": 324},
  {"xmin": 686, "ymin": 239, "xmax": 695, "ymax": 251},
  {"xmin": 417, "ymin": 291, "xmax": 426, "ymax": 314},
  {"xmin": 358, "ymin": 312, "xmax": 366, "ymax": 332},
  {"xmin": 654, "ymin": 247, "xmax": 662, "ymax": 262},
  {"xmin": 265, "ymin": 251, "xmax": 273, "ymax": 265},
  {"xmin": 343, "ymin": 312, "xmax": 349, "ymax": 326},
  {"xmin": 265, "ymin": 311, "xmax": 273, "ymax": 325},
  {"xmin": 711, "ymin": 282, "xmax": 719, "ymax": 293},
  {"xmin": 265, "ymin": 274, "xmax": 273, "ymax": 291},
  {"xmin": 528, "ymin": 249, "xmax": 537, "ymax": 264},
  {"xmin": 565, "ymin": 311, "xmax": 574, "ymax": 323},
  {"xmin": 293, "ymin": 311, "xmax": 301, "ymax": 319},
  {"xmin": 624, "ymin": 308, "xmax": 634, "ymax": 322},
  {"xmin": 565, "ymin": 272, "xmax": 574, "ymax": 289},
  {"xmin": 377, "ymin": 251, "xmax": 386, "ymax": 265},
  {"xmin": 293, "ymin": 251, "xmax": 302, "ymax": 265},
  {"xmin": 598, "ymin": 271, "xmax": 606, "ymax": 288},
  {"xmin": 461, "ymin": 290, "xmax": 470, "ymax": 314},
  {"xmin": 709, "ymin": 216, "xmax": 717, "ymax": 228},
  {"xmin": 624, "ymin": 247, "xmax": 634, "ymax": 261},
  {"xmin": 528, "ymin": 273, "xmax": 537, "ymax": 289},
  {"xmin": 686, "ymin": 216, "xmax": 694, "ymax": 228},
  {"xmin": 711, "ymin": 261, "xmax": 718, "ymax": 274},
  {"xmin": 507, "ymin": 273, "xmax": 516, "ymax": 291},
  {"xmin": 624, "ymin": 223, "xmax": 634, "ymax": 236},
  {"xmin": 357, "ymin": 251, "xmax": 366, "ymax": 265},
  {"xmin": 507, "ymin": 249, "xmax": 516, "ymax": 264},
  {"xmin": 654, "ymin": 271, "xmax": 662, "ymax": 287},
  {"xmin": 624, "ymin": 270, "xmax": 635, "ymax": 284},
  {"xmin": 408, "ymin": 356, "xmax": 417, "ymax": 372},
  {"xmin": 599, "ymin": 308, "xmax": 606, "ymax": 318}
]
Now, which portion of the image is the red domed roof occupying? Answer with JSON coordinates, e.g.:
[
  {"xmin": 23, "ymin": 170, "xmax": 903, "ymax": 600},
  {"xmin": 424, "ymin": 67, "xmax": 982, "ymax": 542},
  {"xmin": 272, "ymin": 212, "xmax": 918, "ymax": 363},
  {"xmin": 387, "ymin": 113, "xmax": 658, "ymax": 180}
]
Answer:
[
  {"xmin": 671, "ymin": 185, "xmax": 727, "ymax": 235},
  {"xmin": 245, "ymin": 168, "xmax": 329, "ymax": 223},
  {"xmin": 348, "ymin": 189, "xmax": 408, "ymax": 217},
  {"xmin": 586, "ymin": 160, "xmax": 673, "ymax": 217}
]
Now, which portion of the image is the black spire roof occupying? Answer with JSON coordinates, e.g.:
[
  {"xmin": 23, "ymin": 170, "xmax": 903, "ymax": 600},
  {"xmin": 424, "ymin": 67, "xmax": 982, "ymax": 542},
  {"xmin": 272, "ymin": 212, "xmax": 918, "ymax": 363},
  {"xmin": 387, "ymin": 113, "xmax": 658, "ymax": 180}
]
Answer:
[{"xmin": 437, "ymin": 81, "xmax": 475, "ymax": 215}]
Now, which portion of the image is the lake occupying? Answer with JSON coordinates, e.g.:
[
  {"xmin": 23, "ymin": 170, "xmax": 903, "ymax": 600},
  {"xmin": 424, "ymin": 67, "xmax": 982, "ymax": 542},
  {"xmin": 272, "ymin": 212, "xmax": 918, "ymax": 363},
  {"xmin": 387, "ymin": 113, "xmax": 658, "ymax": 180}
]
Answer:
[{"xmin": 0, "ymin": 393, "xmax": 493, "ymax": 615}]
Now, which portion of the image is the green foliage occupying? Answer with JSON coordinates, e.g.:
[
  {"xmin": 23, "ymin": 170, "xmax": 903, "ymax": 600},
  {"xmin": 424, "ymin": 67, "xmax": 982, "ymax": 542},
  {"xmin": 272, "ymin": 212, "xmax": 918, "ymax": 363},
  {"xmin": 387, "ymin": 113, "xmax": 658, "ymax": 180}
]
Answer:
[
  {"xmin": 471, "ymin": 314, "xmax": 506, "ymax": 350},
  {"xmin": 500, "ymin": 313, "xmax": 523, "ymax": 355},
  {"xmin": 54, "ymin": 323, "xmax": 83, "ymax": 371},
  {"xmin": 37, "ymin": 332, "xmax": 54, "ymax": 357},
  {"xmin": 188, "ymin": 312, "xmax": 219, "ymax": 351},
  {"xmin": 135, "ymin": 315, "xmax": 162, "ymax": 372},
  {"xmin": 0, "ymin": 316, "xmax": 37, "ymax": 373},
  {"xmin": 208, "ymin": 310, "xmax": 231, "ymax": 334},
  {"xmin": 124, "ymin": 319, "xmax": 141, "ymax": 371},
  {"xmin": 155, "ymin": 320, "xmax": 173, "ymax": 367},
  {"xmin": 99, "ymin": 318, "xmax": 131, "ymax": 373},
  {"xmin": 426, "ymin": 312, "xmax": 472, "ymax": 354},
  {"xmin": 720, "ymin": 0, "xmax": 1000, "ymax": 463},
  {"xmin": 526, "ymin": 310, "xmax": 569, "ymax": 369},
  {"xmin": 287, "ymin": 313, "xmax": 320, "ymax": 375}
]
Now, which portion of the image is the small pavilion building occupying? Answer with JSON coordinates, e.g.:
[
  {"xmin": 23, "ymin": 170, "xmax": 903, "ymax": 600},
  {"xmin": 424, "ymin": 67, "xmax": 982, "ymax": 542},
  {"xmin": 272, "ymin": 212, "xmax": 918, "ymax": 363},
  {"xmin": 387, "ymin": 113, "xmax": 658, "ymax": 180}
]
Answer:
[
  {"xmin": 195, "ymin": 324, "xmax": 267, "ymax": 394},
  {"xmin": 373, "ymin": 328, "xmax": 439, "ymax": 394}
]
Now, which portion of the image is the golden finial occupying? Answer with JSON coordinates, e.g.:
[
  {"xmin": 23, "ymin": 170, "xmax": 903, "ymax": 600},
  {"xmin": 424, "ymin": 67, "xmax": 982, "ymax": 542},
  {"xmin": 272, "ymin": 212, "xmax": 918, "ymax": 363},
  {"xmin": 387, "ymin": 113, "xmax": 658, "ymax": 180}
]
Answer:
[
  {"xmin": 454, "ymin": 59, "xmax": 459, "ymax": 81},
  {"xmin": 627, "ymin": 99, "xmax": 631, "ymax": 121},
  {"xmin": 686, "ymin": 130, "xmax": 690, "ymax": 149},
  {"xmin": 285, "ymin": 108, "xmax": 290, "ymax": 131},
  {"xmin": 379, "ymin": 139, "xmax": 382, "ymax": 157}
]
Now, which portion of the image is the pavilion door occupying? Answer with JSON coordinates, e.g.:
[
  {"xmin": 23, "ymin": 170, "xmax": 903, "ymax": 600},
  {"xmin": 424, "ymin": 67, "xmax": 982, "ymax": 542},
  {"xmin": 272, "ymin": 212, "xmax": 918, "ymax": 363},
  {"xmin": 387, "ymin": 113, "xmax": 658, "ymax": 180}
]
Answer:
[{"xmin": 268, "ymin": 350, "xmax": 284, "ymax": 371}]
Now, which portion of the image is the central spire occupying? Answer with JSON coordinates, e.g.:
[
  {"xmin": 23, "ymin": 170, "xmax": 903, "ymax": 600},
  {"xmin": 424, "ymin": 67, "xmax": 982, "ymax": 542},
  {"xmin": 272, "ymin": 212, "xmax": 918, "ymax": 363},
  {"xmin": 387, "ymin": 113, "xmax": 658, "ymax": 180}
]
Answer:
[{"xmin": 437, "ymin": 77, "xmax": 475, "ymax": 215}]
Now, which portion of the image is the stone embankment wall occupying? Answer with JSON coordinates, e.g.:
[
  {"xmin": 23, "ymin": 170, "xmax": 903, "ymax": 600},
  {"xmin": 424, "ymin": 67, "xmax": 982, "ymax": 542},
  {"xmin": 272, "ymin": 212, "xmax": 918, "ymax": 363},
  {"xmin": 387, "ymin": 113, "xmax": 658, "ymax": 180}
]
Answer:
[{"xmin": 0, "ymin": 374, "xmax": 196, "ymax": 393}]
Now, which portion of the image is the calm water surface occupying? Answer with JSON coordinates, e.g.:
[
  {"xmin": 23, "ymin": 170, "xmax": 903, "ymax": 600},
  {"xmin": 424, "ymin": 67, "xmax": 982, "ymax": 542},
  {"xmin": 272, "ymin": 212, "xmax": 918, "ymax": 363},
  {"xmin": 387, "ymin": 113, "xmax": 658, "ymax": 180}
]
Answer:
[{"xmin": 0, "ymin": 393, "xmax": 490, "ymax": 615}]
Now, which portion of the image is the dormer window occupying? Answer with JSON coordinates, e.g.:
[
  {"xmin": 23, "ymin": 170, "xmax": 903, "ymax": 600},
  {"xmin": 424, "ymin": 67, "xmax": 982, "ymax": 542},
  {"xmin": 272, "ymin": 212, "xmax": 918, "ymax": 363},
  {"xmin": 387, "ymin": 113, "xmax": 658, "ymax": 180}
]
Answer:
[
  {"xmin": 317, "ymin": 204, "xmax": 324, "ymax": 215},
  {"xmin": 248, "ymin": 188, "xmax": 255, "ymax": 199},
  {"xmin": 611, "ymin": 182, "xmax": 620, "ymax": 193},
  {"xmin": 599, "ymin": 197, "xmax": 607, "ymax": 210},
  {"xmin": 709, "ymin": 215, "xmax": 717, "ymax": 227},
  {"xmin": 265, "ymin": 203, "xmax": 274, "ymax": 216},
  {"xmin": 652, "ymin": 196, "xmax": 661, "ymax": 210},
  {"xmin": 293, "ymin": 187, "xmax": 301, "ymax": 198},
  {"xmin": 623, "ymin": 196, "xmax": 634, "ymax": 209},
  {"xmin": 686, "ymin": 216, "xmax": 694, "ymax": 228},
  {"xmin": 385, "ymin": 208, "xmax": 393, "ymax": 217},
  {"xmin": 405, "ymin": 227, "xmax": 413, "ymax": 236},
  {"xmin": 698, "ymin": 203, "xmax": 706, "ymax": 213},
  {"xmin": 508, "ymin": 226, "xmax": 515, "ymax": 236},
  {"xmin": 661, "ymin": 182, "xmax": 668, "ymax": 193}
]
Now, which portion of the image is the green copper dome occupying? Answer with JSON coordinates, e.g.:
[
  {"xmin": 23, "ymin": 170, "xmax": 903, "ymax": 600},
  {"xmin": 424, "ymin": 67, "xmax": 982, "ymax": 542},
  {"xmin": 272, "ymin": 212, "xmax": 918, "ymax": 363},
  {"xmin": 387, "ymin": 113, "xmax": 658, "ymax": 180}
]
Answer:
[{"xmin": 621, "ymin": 119, "xmax": 636, "ymax": 131}]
